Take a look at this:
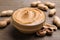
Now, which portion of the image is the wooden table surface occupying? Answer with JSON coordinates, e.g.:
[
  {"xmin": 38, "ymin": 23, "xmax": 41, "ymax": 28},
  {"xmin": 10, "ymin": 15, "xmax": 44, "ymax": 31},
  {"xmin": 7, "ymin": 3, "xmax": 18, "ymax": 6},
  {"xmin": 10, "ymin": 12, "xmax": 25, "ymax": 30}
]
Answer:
[{"xmin": 0, "ymin": 0, "xmax": 60, "ymax": 40}]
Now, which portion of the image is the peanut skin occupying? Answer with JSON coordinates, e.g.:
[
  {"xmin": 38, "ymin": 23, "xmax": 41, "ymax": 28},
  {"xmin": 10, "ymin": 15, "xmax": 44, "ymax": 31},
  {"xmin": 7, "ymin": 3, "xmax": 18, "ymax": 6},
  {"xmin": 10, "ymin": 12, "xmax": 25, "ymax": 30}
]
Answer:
[
  {"xmin": 44, "ymin": 2, "xmax": 55, "ymax": 9},
  {"xmin": 0, "ymin": 10, "xmax": 13, "ymax": 17},
  {"xmin": 49, "ymin": 9, "xmax": 56, "ymax": 17},
  {"xmin": 0, "ymin": 21, "xmax": 7, "ymax": 28},
  {"xmin": 38, "ymin": 4, "xmax": 48, "ymax": 11},
  {"xmin": 53, "ymin": 16, "xmax": 60, "ymax": 28},
  {"xmin": 43, "ymin": 23, "xmax": 57, "ymax": 31},
  {"xmin": 31, "ymin": 1, "xmax": 41, "ymax": 7},
  {"xmin": 36, "ymin": 29, "xmax": 46, "ymax": 37},
  {"xmin": 46, "ymin": 28, "xmax": 53, "ymax": 35},
  {"xmin": 0, "ymin": 18, "xmax": 11, "ymax": 28}
]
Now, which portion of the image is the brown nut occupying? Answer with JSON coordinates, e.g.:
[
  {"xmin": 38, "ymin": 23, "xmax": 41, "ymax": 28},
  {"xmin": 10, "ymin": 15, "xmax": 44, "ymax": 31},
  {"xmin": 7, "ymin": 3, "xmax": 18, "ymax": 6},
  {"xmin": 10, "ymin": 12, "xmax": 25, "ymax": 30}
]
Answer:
[
  {"xmin": 0, "ymin": 21, "xmax": 7, "ymax": 28},
  {"xmin": 53, "ymin": 16, "xmax": 58, "ymax": 24},
  {"xmin": 50, "ymin": 26, "xmax": 57, "ymax": 31},
  {"xmin": 0, "ymin": 18, "xmax": 11, "ymax": 28},
  {"xmin": 49, "ymin": 9, "xmax": 56, "ymax": 17},
  {"xmin": 43, "ymin": 23, "xmax": 57, "ymax": 31},
  {"xmin": 36, "ymin": 29, "xmax": 46, "ymax": 37},
  {"xmin": 31, "ymin": 1, "xmax": 41, "ymax": 7},
  {"xmin": 38, "ymin": 4, "xmax": 48, "ymax": 11},
  {"xmin": 44, "ymin": 2, "xmax": 55, "ymax": 9},
  {"xmin": 4, "ymin": 18, "xmax": 11, "ymax": 24},
  {"xmin": 53, "ymin": 16, "xmax": 60, "ymax": 28},
  {"xmin": 40, "ymin": 27, "xmax": 45, "ymax": 30},
  {"xmin": 0, "ymin": 10, "xmax": 13, "ymax": 17},
  {"xmin": 46, "ymin": 28, "xmax": 53, "ymax": 35}
]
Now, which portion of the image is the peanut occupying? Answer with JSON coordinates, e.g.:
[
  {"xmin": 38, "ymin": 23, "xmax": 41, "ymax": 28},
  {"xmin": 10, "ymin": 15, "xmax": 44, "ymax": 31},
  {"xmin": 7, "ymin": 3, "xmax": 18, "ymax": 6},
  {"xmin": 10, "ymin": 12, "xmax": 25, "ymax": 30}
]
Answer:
[
  {"xmin": 0, "ymin": 10, "xmax": 13, "ymax": 17},
  {"xmin": 31, "ymin": 1, "xmax": 41, "ymax": 7},
  {"xmin": 53, "ymin": 16, "xmax": 60, "ymax": 28},
  {"xmin": 0, "ymin": 18, "xmax": 11, "ymax": 28},
  {"xmin": 49, "ymin": 9, "xmax": 56, "ymax": 17},
  {"xmin": 44, "ymin": 2, "xmax": 55, "ymax": 9},
  {"xmin": 38, "ymin": 4, "xmax": 48, "ymax": 11}
]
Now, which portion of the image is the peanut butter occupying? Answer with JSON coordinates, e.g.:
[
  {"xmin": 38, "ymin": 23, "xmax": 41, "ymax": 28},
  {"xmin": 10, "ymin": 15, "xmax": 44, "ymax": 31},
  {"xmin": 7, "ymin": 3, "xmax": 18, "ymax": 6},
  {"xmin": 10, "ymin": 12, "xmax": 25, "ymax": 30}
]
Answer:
[{"xmin": 12, "ymin": 7, "xmax": 46, "ymax": 33}]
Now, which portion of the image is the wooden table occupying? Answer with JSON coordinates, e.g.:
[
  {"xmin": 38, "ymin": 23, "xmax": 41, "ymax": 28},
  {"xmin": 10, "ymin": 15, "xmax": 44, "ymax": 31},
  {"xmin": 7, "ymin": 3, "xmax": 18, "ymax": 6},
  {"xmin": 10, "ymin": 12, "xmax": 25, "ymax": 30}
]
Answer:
[{"xmin": 0, "ymin": 0, "xmax": 60, "ymax": 40}]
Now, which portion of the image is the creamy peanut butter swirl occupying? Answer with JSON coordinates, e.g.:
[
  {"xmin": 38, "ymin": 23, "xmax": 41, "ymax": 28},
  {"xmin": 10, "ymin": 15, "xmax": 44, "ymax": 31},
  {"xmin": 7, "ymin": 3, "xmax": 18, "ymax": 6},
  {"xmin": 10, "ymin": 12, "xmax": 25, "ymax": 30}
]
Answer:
[{"xmin": 13, "ymin": 8, "xmax": 45, "ymax": 25}]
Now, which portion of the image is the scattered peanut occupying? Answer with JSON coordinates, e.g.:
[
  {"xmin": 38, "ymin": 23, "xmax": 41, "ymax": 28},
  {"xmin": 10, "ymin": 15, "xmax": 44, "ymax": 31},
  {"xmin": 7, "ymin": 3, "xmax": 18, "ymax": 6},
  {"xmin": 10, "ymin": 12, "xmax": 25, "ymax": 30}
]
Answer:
[
  {"xmin": 0, "ymin": 20, "xmax": 7, "ymax": 28},
  {"xmin": 36, "ymin": 29, "xmax": 46, "ymax": 37},
  {"xmin": 4, "ymin": 18, "xmax": 11, "ymax": 24},
  {"xmin": 38, "ymin": 4, "xmax": 48, "ymax": 11},
  {"xmin": 43, "ymin": 23, "xmax": 57, "ymax": 31},
  {"xmin": 0, "ymin": 18, "xmax": 11, "ymax": 28},
  {"xmin": 53, "ymin": 16, "xmax": 60, "ymax": 28},
  {"xmin": 44, "ymin": 2, "xmax": 55, "ymax": 9},
  {"xmin": 31, "ymin": 1, "xmax": 41, "ymax": 7},
  {"xmin": 46, "ymin": 28, "xmax": 53, "ymax": 35},
  {"xmin": 49, "ymin": 9, "xmax": 56, "ymax": 17},
  {"xmin": 0, "ymin": 10, "xmax": 13, "ymax": 17}
]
